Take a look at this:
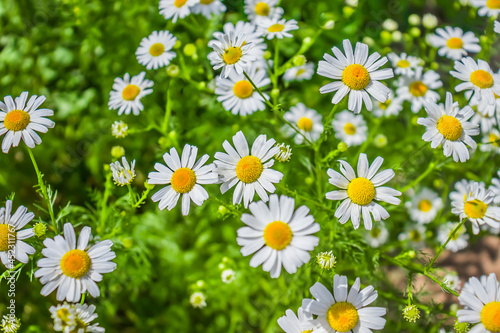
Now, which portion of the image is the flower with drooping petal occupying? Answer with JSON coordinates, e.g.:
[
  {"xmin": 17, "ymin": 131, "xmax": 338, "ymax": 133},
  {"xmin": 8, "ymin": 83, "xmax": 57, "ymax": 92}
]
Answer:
[{"xmin": 108, "ymin": 72, "xmax": 153, "ymax": 116}]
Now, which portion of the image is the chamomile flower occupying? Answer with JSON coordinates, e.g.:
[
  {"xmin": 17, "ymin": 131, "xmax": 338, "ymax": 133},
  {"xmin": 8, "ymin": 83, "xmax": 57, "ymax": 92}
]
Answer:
[
  {"xmin": 443, "ymin": 273, "xmax": 462, "ymax": 291},
  {"xmin": 50, "ymin": 303, "xmax": 104, "ymax": 333},
  {"xmin": 302, "ymin": 275, "xmax": 387, "ymax": 333},
  {"xmin": 0, "ymin": 200, "xmax": 35, "ymax": 269},
  {"xmin": 190, "ymin": 292, "xmax": 207, "ymax": 308},
  {"xmin": 405, "ymin": 188, "xmax": 443, "ymax": 224},
  {"xmin": 450, "ymin": 178, "xmax": 485, "ymax": 204},
  {"xmin": 471, "ymin": 0, "xmax": 500, "ymax": 17},
  {"xmin": 148, "ymin": 144, "xmax": 218, "ymax": 216},
  {"xmin": 372, "ymin": 91, "xmax": 403, "ymax": 117},
  {"xmin": 451, "ymin": 57, "xmax": 500, "ymax": 105},
  {"xmin": 0, "ymin": 316, "xmax": 20, "ymax": 333},
  {"xmin": 221, "ymin": 269, "xmax": 235, "ymax": 283},
  {"xmin": 208, "ymin": 30, "xmax": 256, "ymax": 79},
  {"xmin": 326, "ymin": 153, "xmax": 402, "ymax": 230},
  {"xmin": 191, "ymin": 0, "xmax": 226, "ymax": 18},
  {"xmin": 244, "ymin": 0, "xmax": 284, "ymax": 24},
  {"xmin": 136, "ymin": 30, "xmax": 177, "ymax": 70},
  {"xmin": 277, "ymin": 307, "xmax": 317, "ymax": 333},
  {"xmin": 283, "ymin": 63, "xmax": 315, "ymax": 82},
  {"xmin": 387, "ymin": 52, "xmax": 422, "ymax": 76},
  {"xmin": 283, "ymin": 103, "xmax": 323, "ymax": 144},
  {"xmin": 236, "ymin": 194, "xmax": 320, "ymax": 278},
  {"xmin": 258, "ymin": 18, "xmax": 299, "ymax": 40},
  {"xmin": 398, "ymin": 224, "xmax": 427, "ymax": 249},
  {"xmin": 110, "ymin": 156, "xmax": 136, "ymax": 186},
  {"xmin": 471, "ymin": 108, "xmax": 497, "ymax": 134},
  {"xmin": 210, "ymin": 21, "xmax": 267, "ymax": 59},
  {"xmin": 417, "ymin": 92, "xmax": 479, "ymax": 162},
  {"xmin": 480, "ymin": 129, "xmax": 500, "ymax": 153},
  {"xmin": 397, "ymin": 67, "xmax": 442, "ymax": 113},
  {"xmin": 365, "ymin": 222, "xmax": 389, "ymax": 248},
  {"xmin": 0, "ymin": 92, "xmax": 55, "ymax": 153},
  {"xmin": 35, "ymin": 223, "xmax": 116, "ymax": 302},
  {"xmin": 108, "ymin": 72, "xmax": 153, "ymax": 116},
  {"xmin": 274, "ymin": 143, "xmax": 292, "ymax": 162},
  {"xmin": 332, "ymin": 110, "xmax": 368, "ymax": 147},
  {"xmin": 428, "ymin": 27, "xmax": 481, "ymax": 60},
  {"xmin": 159, "ymin": 0, "xmax": 199, "ymax": 23},
  {"xmin": 215, "ymin": 63, "xmax": 271, "ymax": 116},
  {"xmin": 318, "ymin": 39, "xmax": 394, "ymax": 114},
  {"xmin": 457, "ymin": 273, "xmax": 500, "ymax": 332},
  {"xmin": 437, "ymin": 222, "xmax": 469, "ymax": 252},
  {"xmin": 316, "ymin": 251, "xmax": 336, "ymax": 270},
  {"xmin": 452, "ymin": 181, "xmax": 500, "ymax": 234},
  {"xmin": 111, "ymin": 120, "xmax": 128, "ymax": 138},
  {"xmin": 214, "ymin": 131, "xmax": 283, "ymax": 208}
]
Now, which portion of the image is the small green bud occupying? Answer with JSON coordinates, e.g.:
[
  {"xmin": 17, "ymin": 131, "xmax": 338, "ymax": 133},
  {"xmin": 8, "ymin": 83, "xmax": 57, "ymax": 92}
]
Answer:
[
  {"xmin": 166, "ymin": 64, "xmax": 180, "ymax": 77},
  {"xmin": 196, "ymin": 280, "xmax": 205, "ymax": 288},
  {"xmin": 408, "ymin": 14, "xmax": 420, "ymax": 26},
  {"xmin": 144, "ymin": 181, "xmax": 155, "ymax": 190},
  {"xmin": 271, "ymin": 89, "xmax": 280, "ymax": 100},
  {"xmin": 403, "ymin": 304, "xmax": 420, "ymax": 322},
  {"xmin": 409, "ymin": 27, "xmax": 421, "ymax": 38},
  {"xmin": 174, "ymin": 40, "xmax": 182, "ymax": 49},
  {"xmin": 380, "ymin": 31, "xmax": 392, "ymax": 43},
  {"xmin": 374, "ymin": 134, "xmax": 388, "ymax": 148},
  {"xmin": 218, "ymin": 205, "xmax": 228, "ymax": 215},
  {"xmin": 111, "ymin": 146, "xmax": 125, "ymax": 159},
  {"xmin": 33, "ymin": 222, "xmax": 47, "ymax": 238},
  {"xmin": 292, "ymin": 55, "xmax": 307, "ymax": 67},
  {"xmin": 305, "ymin": 177, "xmax": 314, "ymax": 185},
  {"xmin": 123, "ymin": 238, "xmax": 134, "ymax": 249},
  {"xmin": 263, "ymin": 51, "xmax": 272, "ymax": 60},
  {"xmin": 407, "ymin": 250, "xmax": 416, "ymax": 258},
  {"xmin": 454, "ymin": 321, "xmax": 470, "ymax": 333},
  {"xmin": 337, "ymin": 142, "xmax": 348, "ymax": 152}
]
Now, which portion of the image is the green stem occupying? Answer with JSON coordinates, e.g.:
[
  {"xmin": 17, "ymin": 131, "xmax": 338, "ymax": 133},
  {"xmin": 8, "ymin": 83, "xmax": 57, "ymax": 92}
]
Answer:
[
  {"xmin": 400, "ymin": 161, "xmax": 436, "ymax": 193},
  {"xmin": 272, "ymin": 39, "xmax": 280, "ymax": 105},
  {"xmin": 99, "ymin": 171, "xmax": 113, "ymax": 233},
  {"xmin": 133, "ymin": 188, "xmax": 153, "ymax": 208},
  {"xmin": 27, "ymin": 148, "xmax": 58, "ymax": 234},
  {"xmin": 127, "ymin": 184, "xmax": 135, "ymax": 205},
  {"xmin": 407, "ymin": 272, "xmax": 413, "ymax": 306},
  {"xmin": 162, "ymin": 80, "xmax": 173, "ymax": 135},
  {"xmin": 426, "ymin": 219, "xmax": 467, "ymax": 271}
]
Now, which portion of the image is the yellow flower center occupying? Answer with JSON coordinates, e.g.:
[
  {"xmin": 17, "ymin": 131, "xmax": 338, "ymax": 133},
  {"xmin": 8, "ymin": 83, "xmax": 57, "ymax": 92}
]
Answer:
[
  {"xmin": 200, "ymin": 0, "xmax": 214, "ymax": 3},
  {"xmin": 370, "ymin": 227, "xmax": 381, "ymax": 237},
  {"xmin": 255, "ymin": 2, "xmax": 270, "ymax": 16},
  {"xmin": 410, "ymin": 229, "xmax": 422, "ymax": 242},
  {"xmin": 4, "ymin": 110, "xmax": 31, "ymax": 132},
  {"xmin": 446, "ymin": 37, "xmax": 464, "ymax": 49},
  {"xmin": 56, "ymin": 308, "xmax": 71, "ymax": 324},
  {"xmin": 122, "ymin": 84, "xmax": 141, "ymax": 101},
  {"xmin": 397, "ymin": 60, "xmax": 410, "ymax": 68},
  {"xmin": 263, "ymin": 221, "xmax": 293, "ymax": 250},
  {"xmin": 437, "ymin": 115, "xmax": 463, "ymax": 141},
  {"xmin": 297, "ymin": 117, "xmax": 313, "ymax": 132},
  {"xmin": 464, "ymin": 199, "xmax": 488, "ymax": 219},
  {"xmin": 268, "ymin": 24, "xmax": 285, "ymax": 33},
  {"xmin": 409, "ymin": 81, "xmax": 428, "ymax": 97},
  {"xmin": 149, "ymin": 43, "xmax": 165, "ymax": 57},
  {"xmin": 347, "ymin": 177, "xmax": 376, "ymax": 206},
  {"xmin": 418, "ymin": 199, "xmax": 432, "ymax": 212},
  {"xmin": 342, "ymin": 64, "xmax": 370, "ymax": 90},
  {"xmin": 171, "ymin": 168, "xmax": 197, "ymax": 193},
  {"xmin": 481, "ymin": 301, "xmax": 500, "ymax": 332},
  {"xmin": 470, "ymin": 70, "xmax": 494, "ymax": 89},
  {"xmin": 233, "ymin": 80, "xmax": 254, "ymax": 99},
  {"xmin": 489, "ymin": 133, "xmax": 500, "ymax": 147},
  {"xmin": 327, "ymin": 302, "xmax": 359, "ymax": 332},
  {"xmin": 302, "ymin": 331, "xmax": 313, "ymax": 333},
  {"xmin": 60, "ymin": 249, "xmax": 91, "ymax": 279},
  {"xmin": 344, "ymin": 123, "xmax": 356, "ymax": 135},
  {"xmin": 194, "ymin": 296, "xmax": 203, "ymax": 304},
  {"xmin": 296, "ymin": 69, "xmax": 306, "ymax": 76},
  {"xmin": 235, "ymin": 156, "xmax": 263, "ymax": 183},
  {"xmin": 174, "ymin": 0, "xmax": 188, "ymax": 7},
  {"xmin": 69, "ymin": 318, "xmax": 87, "ymax": 333},
  {"xmin": 378, "ymin": 99, "xmax": 391, "ymax": 110},
  {"xmin": 487, "ymin": 0, "xmax": 500, "ymax": 9},
  {"xmin": 0, "ymin": 224, "xmax": 16, "ymax": 252},
  {"xmin": 223, "ymin": 47, "xmax": 243, "ymax": 65}
]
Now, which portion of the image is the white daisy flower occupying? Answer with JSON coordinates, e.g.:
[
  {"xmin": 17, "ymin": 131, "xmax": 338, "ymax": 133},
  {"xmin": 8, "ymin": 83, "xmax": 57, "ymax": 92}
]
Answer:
[
  {"xmin": 451, "ymin": 57, "xmax": 500, "ymax": 105},
  {"xmin": 208, "ymin": 30, "xmax": 256, "ymax": 79},
  {"xmin": 396, "ymin": 67, "xmax": 442, "ymax": 113},
  {"xmin": 190, "ymin": 292, "xmax": 207, "ymax": 308},
  {"xmin": 325, "ymin": 153, "xmax": 402, "ymax": 230},
  {"xmin": 316, "ymin": 251, "xmax": 336, "ymax": 270},
  {"xmin": 221, "ymin": 269, "xmax": 235, "ymax": 283},
  {"xmin": 405, "ymin": 188, "xmax": 443, "ymax": 224},
  {"xmin": 283, "ymin": 63, "xmax": 315, "ymax": 82},
  {"xmin": 274, "ymin": 143, "xmax": 292, "ymax": 162},
  {"xmin": 236, "ymin": 194, "xmax": 320, "ymax": 278},
  {"xmin": 0, "ymin": 200, "xmax": 36, "ymax": 269},
  {"xmin": 462, "ymin": 273, "xmax": 492, "ymax": 295},
  {"xmin": 387, "ymin": 52, "xmax": 422, "ymax": 76},
  {"xmin": 473, "ymin": 88, "xmax": 500, "ymax": 117},
  {"xmin": 417, "ymin": 92, "xmax": 479, "ymax": 162},
  {"xmin": 428, "ymin": 27, "xmax": 481, "ymax": 60},
  {"xmin": 450, "ymin": 178, "xmax": 485, "ymax": 203},
  {"xmin": 452, "ymin": 181, "xmax": 500, "ymax": 234},
  {"xmin": 491, "ymin": 170, "xmax": 500, "ymax": 204},
  {"xmin": 35, "ymin": 223, "xmax": 116, "ymax": 302},
  {"xmin": 302, "ymin": 275, "xmax": 387, "ymax": 333},
  {"xmin": 111, "ymin": 120, "xmax": 128, "ymax": 138},
  {"xmin": 108, "ymin": 72, "xmax": 153, "ymax": 116},
  {"xmin": 480, "ymin": 129, "xmax": 500, "ymax": 153},
  {"xmin": 214, "ymin": 131, "xmax": 283, "ymax": 208},
  {"xmin": 471, "ymin": 108, "xmax": 497, "ymax": 134},
  {"xmin": 372, "ymin": 90, "xmax": 403, "ymax": 118},
  {"xmin": 215, "ymin": 63, "xmax": 271, "ymax": 116},
  {"xmin": 110, "ymin": 156, "xmax": 136, "ymax": 186},
  {"xmin": 244, "ymin": 0, "xmax": 284, "ymax": 25},
  {"xmin": 332, "ymin": 110, "xmax": 368, "ymax": 147},
  {"xmin": 437, "ymin": 221, "xmax": 469, "ymax": 252},
  {"xmin": 457, "ymin": 273, "xmax": 500, "ymax": 332},
  {"xmin": 159, "ymin": 0, "xmax": 199, "ymax": 23},
  {"xmin": 398, "ymin": 224, "xmax": 427, "ymax": 249},
  {"xmin": 1, "ymin": 315, "xmax": 21, "ymax": 333},
  {"xmin": 210, "ymin": 21, "xmax": 267, "ymax": 60},
  {"xmin": 471, "ymin": 0, "xmax": 500, "ymax": 16},
  {"xmin": 283, "ymin": 103, "xmax": 324, "ymax": 144},
  {"xmin": 277, "ymin": 307, "xmax": 318, "ymax": 333},
  {"xmin": 136, "ymin": 30, "xmax": 177, "ymax": 70},
  {"xmin": 148, "ymin": 144, "xmax": 218, "ymax": 216},
  {"xmin": 365, "ymin": 222, "xmax": 389, "ymax": 248},
  {"xmin": 443, "ymin": 273, "xmax": 461, "ymax": 292},
  {"xmin": 191, "ymin": 0, "xmax": 226, "ymax": 18},
  {"xmin": 0, "ymin": 91, "xmax": 55, "ymax": 153},
  {"xmin": 258, "ymin": 18, "xmax": 299, "ymax": 40},
  {"xmin": 50, "ymin": 302, "xmax": 104, "ymax": 333},
  {"xmin": 318, "ymin": 39, "xmax": 394, "ymax": 114}
]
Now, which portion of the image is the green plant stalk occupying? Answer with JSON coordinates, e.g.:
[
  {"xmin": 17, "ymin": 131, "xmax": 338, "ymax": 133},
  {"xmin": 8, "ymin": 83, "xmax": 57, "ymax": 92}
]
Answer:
[
  {"xmin": 27, "ymin": 148, "xmax": 58, "ymax": 234},
  {"xmin": 426, "ymin": 219, "xmax": 467, "ymax": 271},
  {"xmin": 133, "ymin": 188, "xmax": 153, "ymax": 208},
  {"xmin": 400, "ymin": 161, "xmax": 436, "ymax": 193},
  {"xmin": 162, "ymin": 79, "xmax": 173, "ymax": 135},
  {"xmin": 99, "ymin": 171, "xmax": 113, "ymax": 233}
]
